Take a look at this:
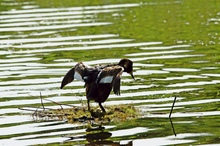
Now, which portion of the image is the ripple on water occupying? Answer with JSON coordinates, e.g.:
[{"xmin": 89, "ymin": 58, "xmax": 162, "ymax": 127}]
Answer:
[
  {"xmin": 0, "ymin": 77, "xmax": 62, "ymax": 85},
  {"xmin": 201, "ymin": 73, "xmax": 220, "ymax": 77},
  {"xmin": 163, "ymin": 68, "xmax": 200, "ymax": 72},
  {"xmin": 111, "ymin": 127, "xmax": 152, "ymax": 137},
  {"xmin": 0, "ymin": 14, "xmax": 94, "ymax": 23},
  {"xmin": 153, "ymin": 75, "xmax": 207, "ymax": 81},
  {"xmin": 167, "ymin": 80, "xmax": 220, "ymax": 87},
  {"xmin": 0, "ymin": 34, "xmax": 118, "ymax": 44},
  {"xmin": 0, "ymin": 137, "xmax": 66, "ymax": 146},
  {"xmin": 135, "ymin": 69, "xmax": 169, "ymax": 75},
  {"xmin": 0, "ymin": 121, "xmax": 74, "ymax": 136},
  {"xmin": 0, "ymin": 57, "xmax": 41, "ymax": 63},
  {"xmin": 145, "ymin": 111, "xmax": 220, "ymax": 118},
  {"xmin": 132, "ymin": 133, "xmax": 211, "ymax": 146},
  {"xmin": 0, "ymin": 115, "xmax": 33, "ymax": 125},
  {"xmin": 134, "ymin": 63, "xmax": 164, "ymax": 67},
  {"xmin": 129, "ymin": 54, "xmax": 204, "ymax": 62},
  {"xmin": 0, "ymin": 108, "xmax": 22, "ymax": 115},
  {"xmin": 201, "ymin": 67, "xmax": 218, "ymax": 70},
  {"xmin": 0, "ymin": 3, "xmax": 140, "ymax": 15},
  {"xmin": 0, "ymin": 22, "xmax": 112, "ymax": 32},
  {"xmin": 0, "ymin": 9, "xmax": 122, "ymax": 20},
  {"xmin": 12, "ymin": 42, "xmax": 159, "ymax": 53},
  {"xmin": 0, "ymin": 1, "xmax": 219, "ymax": 146},
  {"xmin": 140, "ymin": 44, "xmax": 191, "ymax": 50},
  {"xmin": 0, "ymin": 68, "xmax": 67, "ymax": 78},
  {"xmin": 141, "ymin": 98, "xmax": 220, "ymax": 108},
  {"xmin": 125, "ymin": 50, "xmax": 192, "ymax": 57},
  {"xmin": 13, "ymin": 38, "xmax": 134, "ymax": 48}
]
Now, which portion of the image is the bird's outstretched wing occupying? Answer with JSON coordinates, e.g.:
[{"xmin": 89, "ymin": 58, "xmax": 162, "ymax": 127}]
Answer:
[
  {"xmin": 60, "ymin": 62, "xmax": 87, "ymax": 89},
  {"xmin": 113, "ymin": 76, "xmax": 121, "ymax": 95},
  {"xmin": 96, "ymin": 66, "xmax": 124, "ymax": 95}
]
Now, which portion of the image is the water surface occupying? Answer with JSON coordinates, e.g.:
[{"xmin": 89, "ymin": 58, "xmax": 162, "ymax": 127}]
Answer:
[{"xmin": 0, "ymin": 0, "xmax": 220, "ymax": 145}]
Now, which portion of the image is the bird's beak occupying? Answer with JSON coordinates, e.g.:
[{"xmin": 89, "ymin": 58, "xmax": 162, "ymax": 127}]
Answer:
[{"xmin": 129, "ymin": 72, "xmax": 135, "ymax": 80}]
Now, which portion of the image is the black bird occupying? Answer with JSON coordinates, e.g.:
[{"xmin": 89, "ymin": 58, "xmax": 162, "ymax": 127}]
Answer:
[{"xmin": 60, "ymin": 58, "xmax": 135, "ymax": 113}]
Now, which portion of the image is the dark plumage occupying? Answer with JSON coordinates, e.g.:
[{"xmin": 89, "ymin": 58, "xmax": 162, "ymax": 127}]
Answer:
[{"xmin": 60, "ymin": 58, "xmax": 135, "ymax": 113}]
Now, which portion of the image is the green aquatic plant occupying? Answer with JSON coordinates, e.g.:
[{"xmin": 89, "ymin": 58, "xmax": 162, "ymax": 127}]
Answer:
[{"xmin": 30, "ymin": 102, "xmax": 141, "ymax": 124}]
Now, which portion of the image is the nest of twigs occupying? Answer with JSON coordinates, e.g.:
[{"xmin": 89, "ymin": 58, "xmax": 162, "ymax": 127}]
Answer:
[
  {"xmin": 20, "ymin": 93, "xmax": 140, "ymax": 124},
  {"xmin": 34, "ymin": 105, "xmax": 139, "ymax": 124}
]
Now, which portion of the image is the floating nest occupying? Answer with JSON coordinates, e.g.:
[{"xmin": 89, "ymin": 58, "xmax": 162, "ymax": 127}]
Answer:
[{"xmin": 22, "ymin": 101, "xmax": 140, "ymax": 124}]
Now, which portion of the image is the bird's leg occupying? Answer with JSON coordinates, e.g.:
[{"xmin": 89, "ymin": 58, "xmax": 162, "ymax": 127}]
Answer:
[
  {"xmin": 99, "ymin": 102, "xmax": 106, "ymax": 113},
  {"xmin": 87, "ymin": 99, "xmax": 90, "ymax": 111}
]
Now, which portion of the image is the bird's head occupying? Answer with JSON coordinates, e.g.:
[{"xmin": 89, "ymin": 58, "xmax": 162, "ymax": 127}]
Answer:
[{"xmin": 118, "ymin": 58, "xmax": 135, "ymax": 80}]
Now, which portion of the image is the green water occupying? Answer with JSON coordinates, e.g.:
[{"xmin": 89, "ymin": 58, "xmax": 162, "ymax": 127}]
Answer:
[{"xmin": 0, "ymin": 0, "xmax": 220, "ymax": 145}]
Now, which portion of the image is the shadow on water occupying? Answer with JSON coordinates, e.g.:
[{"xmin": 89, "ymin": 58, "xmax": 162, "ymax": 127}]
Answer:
[{"xmin": 0, "ymin": 0, "xmax": 220, "ymax": 145}]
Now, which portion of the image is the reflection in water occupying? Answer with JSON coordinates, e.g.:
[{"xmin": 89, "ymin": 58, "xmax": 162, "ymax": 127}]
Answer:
[
  {"xmin": 64, "ymin": 126, "xmax": 112, "ymax": 144},
  {"xmin": 169, "ymin": 118, "xmax": 176, "ymax": 137},
  {"xmin": 64, "ymin": 126, "xmax": 133, "ymax": 146},
  {"xmin": 169, "ymin": 96, "xmax": 177, "ymax": 136}
]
